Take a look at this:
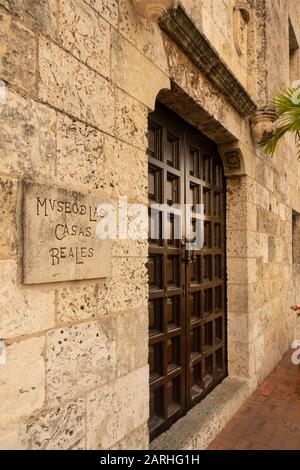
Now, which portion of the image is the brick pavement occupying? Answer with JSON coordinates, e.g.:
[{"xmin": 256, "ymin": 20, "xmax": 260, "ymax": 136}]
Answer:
[{"xmin": 208, "ymin": 350, "xmax": 300, "ymax": 450}]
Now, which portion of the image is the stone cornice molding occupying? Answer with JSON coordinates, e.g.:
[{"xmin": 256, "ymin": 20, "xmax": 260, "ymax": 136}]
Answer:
[{"xmin": 159, "ymin": 4, "xmax": 257, "ymax": 117}]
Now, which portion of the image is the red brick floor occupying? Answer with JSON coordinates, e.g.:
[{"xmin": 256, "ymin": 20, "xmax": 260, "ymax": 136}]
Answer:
[{"xmin": 208, "ymin": 350, "xmax": 300, "ymax": 450}]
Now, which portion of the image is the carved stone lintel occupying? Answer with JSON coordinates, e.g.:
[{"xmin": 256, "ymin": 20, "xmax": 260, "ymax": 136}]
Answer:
[
  {"xmin": 159, "ymin": 5, "xmax": 257, "ymax": 117},
  {"xmin": 131, "ymin": 0, "xmax": 177, "ymax": 21},
  {"xmin": 250, "ymin": 106, "xmax": 277, "ymax": 144}
]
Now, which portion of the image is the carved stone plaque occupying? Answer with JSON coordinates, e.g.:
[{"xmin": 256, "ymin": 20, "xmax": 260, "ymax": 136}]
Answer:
[{"xmin": 21, "ymin": 181, "xmax": 111, "ymax": 284}]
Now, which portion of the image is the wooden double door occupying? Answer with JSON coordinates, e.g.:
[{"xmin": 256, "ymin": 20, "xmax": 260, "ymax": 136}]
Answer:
[{"xmin": 147, "ymin": 104, "xmax": 227, "ymax": 440}]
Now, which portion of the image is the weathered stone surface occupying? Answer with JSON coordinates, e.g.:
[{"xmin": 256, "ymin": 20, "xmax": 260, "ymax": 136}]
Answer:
[
  {"xmin": 119, "ymin": 0, "xmax": 169, "ymax": 73},
  {"xmin": 0, "ymin": 11, "xmax": 36, "ymax": 93},
  {"xmin": 227, "ymin": 200, "xmax": 257, "ymax": 231},
  {"xmin": 255, "ymin": 182, "xmax": 270, "ymax": 210},
  {"xmin": 162, "ymin": 34, "xmax": 243, "ymax": 142},
  {"xmin": 115, "ymin": 88, "xmax": 148, "ymax": 150},
  {"xmin": 110, "ymin": 423, "xmax": 149, "ymax": 450},
  {"xmin": 97, "ymin": 258, "xmax": 148, "ymax": 314},
  {"xmin": 39, "ymin": 39, "xmax": 114, "ymax": 133},
  {"xmin": 0, "ymin": 89, "xmax": 56, "ymax": 178},
  {"xmin": 112, "ymin": 32, "xmax": 170, "ymax": 110},
  {"xmin": 56, "ymin": 284, "xmax": 98, "ymax": 324},
  {"xmin": 0, "ymin": 428, "xmax": 24, "ymax": 450},
  {"xmin": 84, "ymin": 0, "xmax": 119, "ymax": 27},
  {"xmin": 257, "ymin": 206, "xmax": 280, "ymax": 236},
  {"xmin": 69, "ymin": 439, "xmax": 85, "ymax": 450},
  {"xmin": 228, "ymin": 341, "xmax": 255, "ymax": 379},
  {"xmin": 112, "ymin": 239, "xmax": 148, "ymax": 258},
  {"xmin": 254, "ymin": 335, "xmax": 265, "ymax": 381},
  {"xmin": 0, "ymin": 176, "xmax": 18, "ymax": 258},
  {"xmin": 180, "ymin": 0, "xmax": 203, "ymax": 31},
  {"xmin": 293, "ymin": 212, "xmax": 300, "ymax": 263},
  {"xmin": 228, "ymin": 313, "xmax": 249, "ymax": 344},
  {"xmin": 22, "ymin": 181, "xmax": 112, "ymax": 284},
  {"xmin": 227, "ymin": 258, "xmax": 257, "ymax": 285},
  {"xmin": 227, "ymin": 230, "xmax": 260, "ymax": 258},
  {"xmin": 227, "ymin": 283, "xmax": 250, "ymax": 313},
  {"xmin": 117, "ymin": 307, "xmax": 148, "ymax": 376},
  {"xmin": 103, "ymin": 136, "xmax": 147, "ymax": 202},
  {"xmin": 86, "ymin": 366, "xmax": 148, "ymax": 449},
  {"xmin": 0, "ymin": 260, "xmax": 55, "ymax": 338},
  {"xmin": 0, "ymin": 0, "xmax": 57, "ymax": 38},
  {"xmin": 151, "ymin": 377, "xmax": 252, "ymax": 450},
  {"xmin": 161, "ymin": 4, "xmax": 253, "ymax": 116},
  {"xmin": 227, "ymin": 176, "xmax": 255, "ymax": 203},
  {"xmin": 22, "ymin": 399, "xmax": 85, "ymax": 450},
  {"xmin": 60, "ymin": 0, "xmax": 110, "ymax": 78},
  {"xmin": 46, "ymin": 318, "xmax": 117, "ymax": 405},
  {"xmin": 57, "ymin": 114, "xmax": 105, "ymax": 190},
  {"xmin": 0, "ymin": 337, "xmax": 45, "ymax": 432}
]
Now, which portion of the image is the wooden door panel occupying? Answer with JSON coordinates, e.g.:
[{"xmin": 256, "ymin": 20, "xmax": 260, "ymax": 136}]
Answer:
[{"xmin": 148, "ymin": 103, "xmax": 227, "ymax": 440}]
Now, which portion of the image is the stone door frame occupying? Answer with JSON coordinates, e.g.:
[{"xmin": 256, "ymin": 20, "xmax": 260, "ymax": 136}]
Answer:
[{"xmin": 147, "ymin": 83, "xmax": 256, "ymax": 449}]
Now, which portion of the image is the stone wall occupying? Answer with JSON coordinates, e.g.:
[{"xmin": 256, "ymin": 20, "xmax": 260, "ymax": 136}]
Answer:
[
  {"xmin": 0, "ymin": 0, "xmax": 299, "ymax": 450},
  {"xmin": 0, "ymin": 0, "xmax": 152, "ymax": 450}
]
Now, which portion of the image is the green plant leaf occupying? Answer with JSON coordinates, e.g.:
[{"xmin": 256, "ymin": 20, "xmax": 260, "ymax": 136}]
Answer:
[{"xmin": 260, "ymin": 87, "xmax": 300, "ymax": 159}]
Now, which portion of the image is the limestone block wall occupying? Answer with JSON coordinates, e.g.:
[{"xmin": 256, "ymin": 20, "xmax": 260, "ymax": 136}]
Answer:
[
  {"xmin": 0, "ymin": 0, "xmax": 299, "ymax": 450},
  {"xmin": 0, "ymin": 0, "xmax": 154, "ymax": 450}
]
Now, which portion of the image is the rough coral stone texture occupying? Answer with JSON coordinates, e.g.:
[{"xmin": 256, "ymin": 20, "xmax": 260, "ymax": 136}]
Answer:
[
  {"xmin": 227, "ymin": 258, "xmax": 257, "ymax": 285},
  {"xmin": 228, "ymin": 341, "xmax": 255, "ymax": 379},
  {"xmin": 57, "ymin": 113, "xmax": 105, "ymax": 190},
  {"xmin": 119, "ymin": 0, "xmax": 169, "ymax": 73},
  {"xmin": 56, "ymin": 284, "xmax": 98, "ymax": 324},
  {"xmin": 115, "ymin": 88, "xmax": 148, "ymax": 149},
  {"xmin": 110, "ymin": 423, "xmax": 149, "ymax": 450},
  {"xmin": 86, "ymin": 366, "xmax": 149, "ymax": 449},
  {"xmin": 0, "ymin": 0, "xmax": 57, "ymax": 38},
  {"xmin": 0, "ymin": 176, "xmax": 18, "ymax": 258},
  {"xmin": 0, "ymin": 337, "xmax": 45, "ymax": 433},
  {"xmin": 46, "ymin": 319, "xmax": 117, "ymax": 405},
  {"xmin": 116, "ymin": 307, "xmax": 148, "ymax": 376},
  {"xmin": 0, "ymin": 260, "xmax": 55, "ymax": 338},
  {"xmin": 60, "ymin": 0, "xmax": 110, "ymax": 78},
  {"xmin": 39, "ymin": 39, "xmax": 114, "ymax": 133},
  {"xmin": 0, "ymin": 11, "xmax": 36, "ymax": 93},
  {"xmin": 112, "ymin": 32, "xmax": 170, "ymax": 110},
  {"xmin": 0, "ymin": 90, "xmax": 56, "ymax": 178},
  {"xmin": 84, "ymin": 0, "xmax": 118, "ymax": 27},
  {"xmin": 0, "ymin": 428, "xmax": 24, "ymax": 450},
  {"xmin": 103, "ymin": 136, "xmax": 147, "ymax": 202},
  {"xmin": 112, "ymin": 239, "xmax": 148, "ymax": 258},
  {"xmin": 97, "ymin": 258, "xmax": 148, "ymax": 314},
  {"xmin": 22, "ymin": 399, "xmax": 85, "ymax": 450}
]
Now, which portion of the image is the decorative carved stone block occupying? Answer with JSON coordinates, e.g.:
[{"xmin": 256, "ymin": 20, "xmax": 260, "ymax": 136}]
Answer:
[
  {"xmin": 250, "ymin": 106, "xmax": 277, "ymax": 144},
  {"xmin": 224, "ymin": 151, "xmax": 242, "ymax": 171},
  {"xmin": 218, "ymin": 142, "xmax": 249, "ymax": 177},
  {"xmin": 131, "ymin": 0, "xmax": 177, "ymax": 21},
  {"xmin": 233, "ymin": 1, "xmax": 251, "ymax": 57}
]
